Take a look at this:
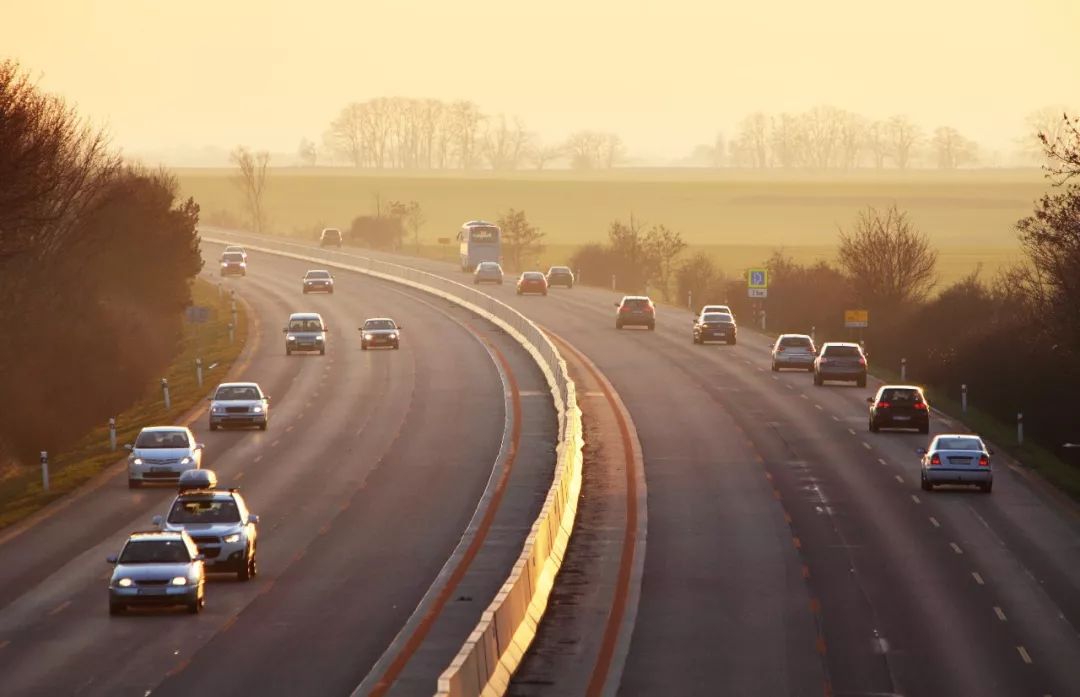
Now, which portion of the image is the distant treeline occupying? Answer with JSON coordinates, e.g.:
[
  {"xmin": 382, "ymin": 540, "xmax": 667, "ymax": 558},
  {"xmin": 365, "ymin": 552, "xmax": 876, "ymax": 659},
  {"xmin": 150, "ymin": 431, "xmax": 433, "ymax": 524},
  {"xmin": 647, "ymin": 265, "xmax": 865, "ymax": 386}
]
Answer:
[
  {"xmin": 0, "ymin": 59, "xmax": 202, "ymax": 465},
  {"xmin": 570, "ymin": 112, "xmax": 1080, "ymax": 470}
]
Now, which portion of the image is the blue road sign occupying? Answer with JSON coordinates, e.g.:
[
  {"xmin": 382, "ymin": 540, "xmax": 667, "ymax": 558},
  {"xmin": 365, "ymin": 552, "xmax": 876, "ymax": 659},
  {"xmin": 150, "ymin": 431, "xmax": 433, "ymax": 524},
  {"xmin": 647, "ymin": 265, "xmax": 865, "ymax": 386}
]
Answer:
[
  {"xmin": 747, "ymin": 268, "xmax": 768, "ymax": 289},
  {"xmin": 185, "ymin": 306, "xmax": 211, "ymax": 324}
]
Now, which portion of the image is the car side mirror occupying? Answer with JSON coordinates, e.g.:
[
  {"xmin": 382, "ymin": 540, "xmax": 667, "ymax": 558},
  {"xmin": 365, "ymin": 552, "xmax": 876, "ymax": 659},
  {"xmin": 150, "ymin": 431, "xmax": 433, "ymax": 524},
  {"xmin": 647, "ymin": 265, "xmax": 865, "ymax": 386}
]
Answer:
[
  {"xmin": 195, "ymin": 443, "xmax": 205, "ymax": 450},
  {"xmin": 323, "ymin": 326, "xmax": 329, "ymax": 332},
  {"xmin": 106, "ymin": 554, "xmax": 118, "ymax": 564},
  {"xmin": 613, "ymin": 302, "xmax": 620, "ymax": 307},
  {"xmin": 397, "ymin": 324, "xmax": 403, "ymax": 329},
  {"xmin": 916, "ymin": 448, "xmax": 927, "ymax": 455},
  {"xmin": 987, "ymin": 448, "xmax": 995, "ymax": 455},
  {"xmin": 123, "ymin": 443, "xmax": 133, "ymax": 451},
  {"xmin": 282, "ymin": 328, "xmax": 288, "ymax": 333},
  {"xmin": 249, "ymin": 514, "xmax": 260, "ymax": 524},
  {"xmin": 151, "ymin": 515, "xmax": 163, "ymax": 527},
  {"xmin": 866, "ymin": 397, "xmax": 874, "ymax": 404},
  {"xmin": 195, "ymin": 554, "xmax": 205, "ymax": 562}
]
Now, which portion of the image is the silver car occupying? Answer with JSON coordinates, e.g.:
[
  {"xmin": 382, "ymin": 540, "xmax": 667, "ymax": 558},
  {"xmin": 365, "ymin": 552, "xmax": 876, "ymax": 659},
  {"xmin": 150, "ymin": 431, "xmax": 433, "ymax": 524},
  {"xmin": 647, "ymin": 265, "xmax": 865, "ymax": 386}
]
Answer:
[
  {"xmin": 360, "ymin": 317, "xmax": 401, "ymax": 350},
  {"xmin": 153, "ymin": 483, "xmax": 259, "ymax": 581},
  {"xmin": 919, "ymin": 434, "xmax": 994, "ymax": 493},
  {"xmin": 208, "ymin": 382, "xmax": 270, "ymax": 431},
  {"xmin": 302, "ymin": 269, "xmax": 335, "ymax": 294},
  {"xmin": 107, "ymin": 530, "xmax": 205, "ymax": 615},
  {"xmin": 284, "ymin": 312, "xmax": 328, "ymax": 355},
  {"xmin": 474, "ymin": 261, "xmax": 504, "ymax": 285},
  {"xmin": 772, "ymin": 334, "xmax": 817, "ymax": 372},
  {"xmin": 126, "ymin": 427, "xmax": 204, "ymax": 489}
]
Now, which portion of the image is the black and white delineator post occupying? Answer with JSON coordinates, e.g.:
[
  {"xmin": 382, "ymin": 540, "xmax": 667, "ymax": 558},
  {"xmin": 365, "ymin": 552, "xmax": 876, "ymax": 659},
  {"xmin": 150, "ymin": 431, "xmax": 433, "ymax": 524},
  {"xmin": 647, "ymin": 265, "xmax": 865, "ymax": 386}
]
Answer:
[
  {"xmin": 901, "ymin": 357, "xmax": 907, "ymax": 382},
  {"xmin": 161, "ymin": 377, "xmax": 171, "ymax": 411},
  {"xmin": 1017, "ymin": 411, "xmax": 1024, "ymax": 446},
  {"xmin": 40, "ymin": 451, "xmax": 49, "ymax": 492},
  {"xmin": 195, "ymin": 358, "xmax": 203, "ymax": 388},
  {"xmin": 109, "ymin": 417, "xmax": 117, "ymax": 452}
]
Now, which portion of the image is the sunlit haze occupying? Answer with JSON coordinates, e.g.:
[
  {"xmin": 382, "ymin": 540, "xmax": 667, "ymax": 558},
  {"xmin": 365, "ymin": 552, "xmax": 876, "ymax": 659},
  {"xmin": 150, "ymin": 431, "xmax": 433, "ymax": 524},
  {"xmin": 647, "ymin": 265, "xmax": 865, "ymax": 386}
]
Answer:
[{"xmin": 4, "ymin": 0, "xmax": 1078, "ymax": 162}]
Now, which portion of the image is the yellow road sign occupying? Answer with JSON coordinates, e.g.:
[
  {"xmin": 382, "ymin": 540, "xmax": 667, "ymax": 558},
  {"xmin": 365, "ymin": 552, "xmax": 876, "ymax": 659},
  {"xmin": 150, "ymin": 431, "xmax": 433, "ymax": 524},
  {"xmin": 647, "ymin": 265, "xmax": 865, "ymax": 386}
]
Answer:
[{"xmin": 844, "ymin": 310, "xmax": 869, "ymax": 328}]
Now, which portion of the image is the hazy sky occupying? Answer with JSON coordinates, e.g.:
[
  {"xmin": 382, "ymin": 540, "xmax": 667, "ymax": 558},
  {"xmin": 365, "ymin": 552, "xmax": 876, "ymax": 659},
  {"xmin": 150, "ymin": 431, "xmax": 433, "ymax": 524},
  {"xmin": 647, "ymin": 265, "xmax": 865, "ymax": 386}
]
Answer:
[{"xmin": 3, "ymin": 0, "xmax": 1078, "ymax": 159}]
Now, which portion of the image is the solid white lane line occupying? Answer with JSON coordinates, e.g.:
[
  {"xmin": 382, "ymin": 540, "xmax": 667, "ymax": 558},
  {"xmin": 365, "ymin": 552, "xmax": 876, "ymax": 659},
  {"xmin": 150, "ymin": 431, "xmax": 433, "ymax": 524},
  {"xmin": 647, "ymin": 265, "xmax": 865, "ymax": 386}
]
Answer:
[
  {"xmin": 1017, "ymin": 646, "xmax": 1033, "ymax": 664},
  {"xmin": 929, "ymin": 516, "xmax": 941, "ymax": 528},
  {"xmin": 972, "ymin": 572, "xmax": 985, "ymax": 585},
  {"xmin": 950, "ymin": 542, "xmax": 964, "ymax": 555},
  {"xmin": 994, "ymin": 606, "xmax": 1007, "ymax": 621},
  {"xmin": 911, "ymin": 494, "xmax": 921, "ymax": 504},
  {"xmin": 894, "ymin": 475, "xmax": 904, "ymax": 484}
]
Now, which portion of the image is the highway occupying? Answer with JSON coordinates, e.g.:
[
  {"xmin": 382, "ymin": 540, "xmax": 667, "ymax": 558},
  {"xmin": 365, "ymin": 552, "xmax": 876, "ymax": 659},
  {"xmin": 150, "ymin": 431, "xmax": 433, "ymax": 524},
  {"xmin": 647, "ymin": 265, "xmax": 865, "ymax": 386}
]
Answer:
[
  {"xmin": 234, "ymin": 235, "xmax": 1080, "ymax": 697},
  {"xmin": 0, "ymin": 246, "xmax": 556, "ymax": 696}
]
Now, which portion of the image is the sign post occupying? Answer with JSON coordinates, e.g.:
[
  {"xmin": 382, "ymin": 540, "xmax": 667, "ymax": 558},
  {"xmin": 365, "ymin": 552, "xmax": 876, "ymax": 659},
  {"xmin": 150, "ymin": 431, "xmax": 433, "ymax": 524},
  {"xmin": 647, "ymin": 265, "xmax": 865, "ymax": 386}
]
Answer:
[{"xmin": 747, "ymin": 268, "xmax": 768, "ymax": 328}]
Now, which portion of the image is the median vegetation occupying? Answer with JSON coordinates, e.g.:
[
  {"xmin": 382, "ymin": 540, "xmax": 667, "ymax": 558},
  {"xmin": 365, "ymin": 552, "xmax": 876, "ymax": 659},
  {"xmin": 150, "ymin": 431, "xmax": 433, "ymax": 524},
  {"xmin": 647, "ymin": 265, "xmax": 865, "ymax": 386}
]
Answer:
[{"xmin": 0, "ymin": 58, "xmax": 210, "ymax": 517}]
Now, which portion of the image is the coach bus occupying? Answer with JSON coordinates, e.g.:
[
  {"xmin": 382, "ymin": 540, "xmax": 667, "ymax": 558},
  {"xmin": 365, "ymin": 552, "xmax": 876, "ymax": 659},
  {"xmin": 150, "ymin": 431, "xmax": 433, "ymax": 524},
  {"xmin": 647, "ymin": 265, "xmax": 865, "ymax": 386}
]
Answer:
[{"xmin": 457, "ymin": 220, "xmax": 502, "ymax": 271}]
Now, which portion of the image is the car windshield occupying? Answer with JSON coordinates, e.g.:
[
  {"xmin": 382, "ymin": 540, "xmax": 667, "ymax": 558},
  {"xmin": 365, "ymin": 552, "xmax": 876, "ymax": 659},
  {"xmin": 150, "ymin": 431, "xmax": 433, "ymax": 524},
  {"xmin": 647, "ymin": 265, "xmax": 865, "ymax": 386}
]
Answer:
[
  {"xmin": 322, "ymin": 229, "xmax": 340, "ymax": 237},
  {"xmin": 549, "ymin": 267, "xmax": 570, "ymax": 274},
  {"xmin": 289, "ymin": 319, "xmax": 323, "ymax": 332},
  {"xmin": 215, "ymin": 385, "xmax": 260, "ymax": 400},
  {"xmin": 134, "ymin": 430, "xmax": 189, "ymax": 449},
  {"xmin": 703, "ymin": 313, "xmax": 732, "ymax": 323},
  {"xmin": 118, "ymin": 539, "xmax": 192, "ymax": 564},
  {"xmin": 702, "ymin": 306, "xmax": 729, "ymax": 314},
  {"xmin": 168, "ymin": 498, "xmax": 241, "ymax": 524},
  {"xmin": 523, "ymin": 273, "xmax": 544, "ymax": 280},
  {"xmin": 779, "ymin": 336, "xmax": 813, "ymax": 348},
  {"xmin": 881, "ymin": 388, "xmax": 922, "ymax": 403},
  {"xmin": 824, "ymin": 345, "xmax": 862, "ymax": 357},
  {"xmin": 223, "ymin": 253, "xmax": 244, "ymax": 262},
  {"xmin": 936, "ymin": 437, "xmax": 983, "ymax": 451},
  {"xmin": 623, "ymin": 298, "xmax": 650, "ymax": 309},
  {"xmin": 305, "ymin": 271, "xmax": 330, "ymax": 279},
  {"xmin": 364, "ymin": 320, "xmax": 396, "ymax": 331},
  {"xmin": 478, "ymin": 263, "xmax": 500, "ymax": 272}
]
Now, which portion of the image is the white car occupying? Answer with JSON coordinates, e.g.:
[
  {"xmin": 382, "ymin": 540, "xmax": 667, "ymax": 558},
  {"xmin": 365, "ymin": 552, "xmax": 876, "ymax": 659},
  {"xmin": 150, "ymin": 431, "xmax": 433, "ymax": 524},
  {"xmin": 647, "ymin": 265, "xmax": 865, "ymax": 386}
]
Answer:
[
  {"xmin": 699, "ymin": 304, "xmax": 732, "ymax": 318},
  {"xmin": 222, "ymin": 246, "xmax": 247, "ymax": 261},
  {"xmin": 771, "ymin": 334, "xmax": 817, "ymax": 372},
  {"xmin": 126, "ymin": 427, "xmax": 204, "ymax": 489},
  {"xmin": 208, "ymin": 382, "xmax": 270, "ymax": 431}
]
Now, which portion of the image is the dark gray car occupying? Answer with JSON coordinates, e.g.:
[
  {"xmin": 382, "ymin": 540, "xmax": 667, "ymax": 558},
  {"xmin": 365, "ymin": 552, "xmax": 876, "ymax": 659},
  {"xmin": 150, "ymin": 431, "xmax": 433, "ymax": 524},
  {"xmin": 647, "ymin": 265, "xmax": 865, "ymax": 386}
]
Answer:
[{"xmin": 813, "ymin": 342, "xmax": 867, "ymax": 387}]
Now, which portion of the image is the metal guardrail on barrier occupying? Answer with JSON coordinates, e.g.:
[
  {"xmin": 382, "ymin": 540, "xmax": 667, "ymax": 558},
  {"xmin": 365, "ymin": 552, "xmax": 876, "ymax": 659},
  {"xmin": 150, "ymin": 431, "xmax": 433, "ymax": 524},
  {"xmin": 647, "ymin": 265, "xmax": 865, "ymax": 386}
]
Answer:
[{"xmin": 201, "ymin": 228, "xmax": 584, "ymax": 697}]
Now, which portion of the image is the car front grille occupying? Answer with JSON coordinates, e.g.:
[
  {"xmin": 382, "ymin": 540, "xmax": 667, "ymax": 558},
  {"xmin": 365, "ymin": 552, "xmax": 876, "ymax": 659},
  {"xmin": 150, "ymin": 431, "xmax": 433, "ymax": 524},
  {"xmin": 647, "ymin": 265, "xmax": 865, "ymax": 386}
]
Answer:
[
  {"xmin": 225, "ymin": 407, "xmax": 249, "ymax": 414},
  {"xmin": 144, "ymin": 471, "xmax": 180, "ymax": 479},
  {"xmin": 137, "ymin": 579, "xmax": 169, "ymax": 586},
  {"xmin": 190, "ymin": 535, "xmax": 220, "ymax": 545},
  {"xmin": 143, "ymin": 457, "xmax": 178, "ymax": 465}
]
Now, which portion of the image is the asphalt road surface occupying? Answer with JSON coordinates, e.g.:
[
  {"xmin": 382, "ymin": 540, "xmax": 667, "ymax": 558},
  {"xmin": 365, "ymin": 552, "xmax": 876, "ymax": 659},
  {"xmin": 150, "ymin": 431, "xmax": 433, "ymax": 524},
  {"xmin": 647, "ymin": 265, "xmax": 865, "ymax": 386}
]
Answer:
[
  {"xmin": 0, "ymin": 247, "xmax": 553, "ymax": 697},
  {"xmin": 268, "ymin": 238, "xmax": 1080, "ymax": 697}
]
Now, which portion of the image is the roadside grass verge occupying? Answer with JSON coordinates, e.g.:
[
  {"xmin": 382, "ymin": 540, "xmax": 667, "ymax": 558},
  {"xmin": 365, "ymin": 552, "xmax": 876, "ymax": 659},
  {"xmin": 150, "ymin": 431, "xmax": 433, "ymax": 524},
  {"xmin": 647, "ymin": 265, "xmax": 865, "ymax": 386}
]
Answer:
[{"xmin": 0, "ymin": 278, "xmax": 248, "ymax": 530}]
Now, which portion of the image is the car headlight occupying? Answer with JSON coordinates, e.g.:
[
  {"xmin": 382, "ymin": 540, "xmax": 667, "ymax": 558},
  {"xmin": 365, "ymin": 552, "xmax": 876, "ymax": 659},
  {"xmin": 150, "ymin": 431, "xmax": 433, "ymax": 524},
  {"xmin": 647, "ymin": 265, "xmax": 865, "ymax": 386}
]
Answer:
[
  {"xmin": 364, "ymin": 333, "xmax": 374, "ymax": 340},
  {"xmin": 315, "ymin": 335, "xmax": 324, "ymax": 341},
  {"xmin": 390, "ymin": 332, "xmax": 399, "ymax": 339},
  {"xmin": 170, "ymin": 576, "xmax": 188, "ymax": 586},
  {"xmin": 252, "ymin": 405, "xmax": 263, "ymax": 413},
  {"xmin": 117, "ymin": 578, "xmax": 134, "ymax": 587},
  {"xmin": 179, "ymin": 456, "xmax": 193, "ymax": 466},
  {"xmin": 221, "ymin": 262, "xmax": 228, "ymax": 267},
  {"xmin": 211, "ymin": 405, "xmax": 224, "ymax": 413},
  {"xmin": 287, "ymin": 335, "xmax": 296, "ymax": 341},
  {"xmin": 239, "ymin": 262, "xmax": 246, "ymax": 267},
  {"xmin": 132, "ymin": 458, "xmax": 143, "ymax": 466},
  {"xmin": 223, "ymin": 533, "xmax": 241, "ymax": 544}
]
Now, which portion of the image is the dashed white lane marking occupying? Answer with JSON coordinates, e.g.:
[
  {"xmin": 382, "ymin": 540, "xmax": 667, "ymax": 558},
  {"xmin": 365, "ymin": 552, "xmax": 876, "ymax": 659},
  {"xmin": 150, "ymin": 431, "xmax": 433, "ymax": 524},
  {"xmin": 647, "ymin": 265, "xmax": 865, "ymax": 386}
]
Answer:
[
  {"xmin": 518, "ymin": 390, "xmax": 547, "ymax": 397},
  {"xmin": 800, "ymin": 393, "xmax": 809, "ymax": 400},
  {"xmin": 950, "ymin": 542, "xmax": 964, "ymax": 555},
  {"xmin": 271, "ymin": 439, "xmax": 281, "ymax": 448},
  {"xmin": 894, "ymin": 475, "xmax": 904, "ymax": 484},
  {"xmin": 832, "ymin": 415, "xmax": 840, "ymax": 421},
  {"xmin": 863, "ymin": 442, "xmax": 873, "ymax": 450},
  {"xmin": 786, "ymin": 384, "xmax": 794, "ymax": 390},
  {"xmin": 757, "ymin": 367, "xmax": 765, "ymax": 372},
  {"xmin": 848, "ymin": 428, "xmax": 856, "ymax": 435},
  {"xmin": 235, "ymin": 471, "xmax": 245, "ymax": 481},
  {"xmin": 911, "ymin": 494, "xmax": 921, "ymax": 504},
  {"xmin": 285, "ymin": 425, "xmax": 295, "ymax": 433},
  {"xmin": 583, "ymin": 391, "xmax": 605, "ymax": 397},
  {"xmin": 878, "ymin": 458, "xmax": 888, "ymax": 465},
  {"xmin": 771, "ymin": 375, "xmax": 779, "ymax": 381},
  {"xmin": 972, "ymin": 572, "xmax": 985, "ymax": 585},
  {"xmin": 814, "ymin": 404, "xmax": 823, "ymax": 410},
  {"xmin": 1017, "ymin": 646, "xmax": 1033, "ymax": 664},
  {"xmin": 48, "ymin": 600, "xmax": 71, "ymax": 616},
  {"xmin": 994, "ymin": 606, "xmax": 1007, "ymax": 621},
  {"xmin": 929, "ymin": 516, "xmax": 941, "ymax": 528},
  {"xmin": 253, "ymin": 454, "xmax": 263, "ymax": 463}
]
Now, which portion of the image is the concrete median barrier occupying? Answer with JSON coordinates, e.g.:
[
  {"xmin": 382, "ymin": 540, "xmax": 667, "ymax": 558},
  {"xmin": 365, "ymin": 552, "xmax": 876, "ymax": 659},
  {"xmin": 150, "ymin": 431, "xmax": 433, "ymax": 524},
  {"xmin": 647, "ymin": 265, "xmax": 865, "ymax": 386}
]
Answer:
[{"xmin": 200, "ymin": 228, "xmax": 584, "ymax": 697}]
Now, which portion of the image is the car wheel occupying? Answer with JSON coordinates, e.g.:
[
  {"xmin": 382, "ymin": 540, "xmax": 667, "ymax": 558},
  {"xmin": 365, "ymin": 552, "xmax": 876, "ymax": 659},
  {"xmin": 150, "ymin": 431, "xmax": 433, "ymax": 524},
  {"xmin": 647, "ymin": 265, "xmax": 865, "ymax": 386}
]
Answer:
[
  {"xmin": 771, "ymin": 363, "xmax": 779, "ymax": 372},
  {"xmin": 128, "ymin": 478, "xmax": 140, "ymax": 489},
  {"xmin": 329, "ymin": 288, "xmax": 334, "ymax": 294},
  {"xmin": 856, "ymin": 375, "xmax": 867, "ymax": 388},
  {"xmin": 813, "ymin": 373, "xmax": 823, "ymax": 386},
  {"xmin": 921, "ymin": 476, "xmax": 932, "ymax": 491},
  {"xmin": 919, "ymin": 423, "xmax": 930, "ymax": 434},
  {"xmin": 394, "ymin": 342, "xmax": 400, "ymax": 350},
  {"xmin": 728, "ymin": 337, "xmax": 736, "ymax": 345},
  {"xmin": 981, "ymin": 481, "xmax": 993, "ymax": 493},
  {"xmin": 615, "ymin": 322, "xmax": 623, "ymax": 330},
  {"xmin": 187, "ymin": 592, "xmax": 204, "ymax": 614},
  {"xmin": 259, "ymin": 422, "xmax": 268, "ymax": 431},
  {"xmin": 869, "ymin": 419, "xmax": 879, "ymax": 433},
  {"xmin": 319, "ymin": 347, "xmax": 326, "ymax": 355},
  {"xmin": 109, "ymin": 602, "xmax": 125, "ymax": 616},
  {"xmin": 648, "ymin": 323, "xmax": 656, "ymax": 331},
  {"xmin": 285, "ymin": 347, "xmax": 292, "ymax": 356},
  {"xmin": 361, "ymin": 342, "xmax": 368, "ymax": 350}
]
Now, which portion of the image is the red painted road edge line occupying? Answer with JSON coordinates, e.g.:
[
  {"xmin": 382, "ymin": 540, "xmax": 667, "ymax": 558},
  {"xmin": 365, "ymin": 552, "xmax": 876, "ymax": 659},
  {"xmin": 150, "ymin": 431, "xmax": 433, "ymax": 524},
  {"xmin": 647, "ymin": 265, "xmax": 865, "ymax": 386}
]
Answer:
[
  {"xmin": 548, "ymin": 334, "xmax": 638, "ymax": 697},
  {"xmin": 368, "ymin": 334, "xmax": 522, "ymax": 696}
]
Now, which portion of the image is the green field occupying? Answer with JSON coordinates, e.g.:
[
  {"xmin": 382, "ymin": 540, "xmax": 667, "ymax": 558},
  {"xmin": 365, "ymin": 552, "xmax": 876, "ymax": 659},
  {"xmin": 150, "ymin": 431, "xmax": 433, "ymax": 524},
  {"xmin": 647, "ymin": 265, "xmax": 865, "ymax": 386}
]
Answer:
[{"xmin": 177, "ymin": 168, "xmax": 1048, "ymax": 287}]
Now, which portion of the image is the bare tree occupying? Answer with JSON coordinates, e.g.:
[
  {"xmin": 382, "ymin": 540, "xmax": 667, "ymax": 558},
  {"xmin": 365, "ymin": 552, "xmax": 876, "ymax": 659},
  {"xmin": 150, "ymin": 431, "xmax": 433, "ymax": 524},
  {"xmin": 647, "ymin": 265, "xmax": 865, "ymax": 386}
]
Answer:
[
  {"xmin": 864, "ymin": 120, "xmax": 890, "ymax": 169},
  {"xmin": 932, "ymin": 126, "xmax": 979, "ymax": 169},
  {"xmin": 836, "ymin": 111, "xmax": 865, "ymax": 169},
  {"xmin": 734, "ymin": 112, "xmax": 769, "ymax": 168},
  {"xmin": 497, "ymin": 208, "xmax": 545, "ymax": 271},
  {"xmin": 325, "ymin": 103, "xmax": 366, "ymax": 167},
  {"xmin": 565, "ymin": 130, "xmax": 604, "ymax": 170},
  {"xmin": 601, "ymin": 133, "xmax": 626, "ymax": 168},
  {"xmin": 1038, "ymin": 111, "xmax": 1080, "ymax": 183},
  {"xmin": 837, "ymin": 205, "xmax": 938, "ymax": 311},
  {"xmin": 231, "ymin": 146, "xmax": 271, "ymax": 234},
  {"xmin": 297, "ymin": 138, "xmax": 317, "ymax": 167},
  {"xmin": 1019, "ymin": 105, "xmax": 1072, "ymax": 164},
  {"xmin": 483, "ymin": 115, "xmax": 531, "ymax": 170},
  {"xmin": 528, "ymin": 142, "xmax": 563, "ymax": 170},
  {"xmin": 885, "ymin": 115, "xmax": 922, "ymax": 169},
  {"xmin": 770, "ymin": 113, "xmax": 802, "ymax": 168},
  {"xmin": 643, "ymin": 224, "xmax": 687, "ymax": 300},
  {"xmin": 448, "ymin": 100, "xmax": 484, "ymax": 169},
  {"xmin": 388, "ymin": 200, "xmax": 426, "ymax": 253}
]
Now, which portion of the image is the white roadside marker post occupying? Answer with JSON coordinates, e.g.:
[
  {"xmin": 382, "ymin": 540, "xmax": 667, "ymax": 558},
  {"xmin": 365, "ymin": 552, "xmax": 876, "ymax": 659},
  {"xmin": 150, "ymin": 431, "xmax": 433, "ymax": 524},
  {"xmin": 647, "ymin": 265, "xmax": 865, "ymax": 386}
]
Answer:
[
  {"xmin": 109, "ymin": 417, "xmax": 117, "ymax": 452},
  {"xmin": 161, "ymin": 378, "xmax": 171, "ymax": 411},
  {"xmin": 40, "ymin": 451, "xmax": 49, "ymax": 492}
]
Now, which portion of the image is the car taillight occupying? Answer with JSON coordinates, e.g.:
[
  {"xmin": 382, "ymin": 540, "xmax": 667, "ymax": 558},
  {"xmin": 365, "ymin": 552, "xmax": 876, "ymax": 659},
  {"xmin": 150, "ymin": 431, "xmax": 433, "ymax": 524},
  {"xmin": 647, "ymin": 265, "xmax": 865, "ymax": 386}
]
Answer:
[
  {"xmin": 818, "ymin": 357, "xmax": 828, "ymax": 364},
  {"xmin": 978, "ymin": 455, "xmax": 989, "ymax": 467},
  {"xmin": 776, "ymin": 346, "xmax": 785, "ymax": 352},
  {"xmin": 619, "ymin": 307, "xmax": 630, "ymax": 313},
  {"xmin": 914, "ymin": 402, "xmax": 928, "ymax": 411},
  {"xmin": 876, "ymin": 401, "xmax": 890, "ymax": 409},
  {"xmin": 859, "ymin": 357, "xmax": 867, "ymax": 366},
  {"xmin": 929, "ymin": 454, "xmax": 941, "ymax": 466}
]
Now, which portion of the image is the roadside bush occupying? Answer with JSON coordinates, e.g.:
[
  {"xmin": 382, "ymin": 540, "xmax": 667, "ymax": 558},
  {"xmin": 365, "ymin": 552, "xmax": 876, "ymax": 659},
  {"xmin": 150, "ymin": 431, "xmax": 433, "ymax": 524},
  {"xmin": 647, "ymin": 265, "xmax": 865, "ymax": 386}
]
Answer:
[{"xmin": 348, "ymin": 214, "xmax": 405, "ymax": 250}]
